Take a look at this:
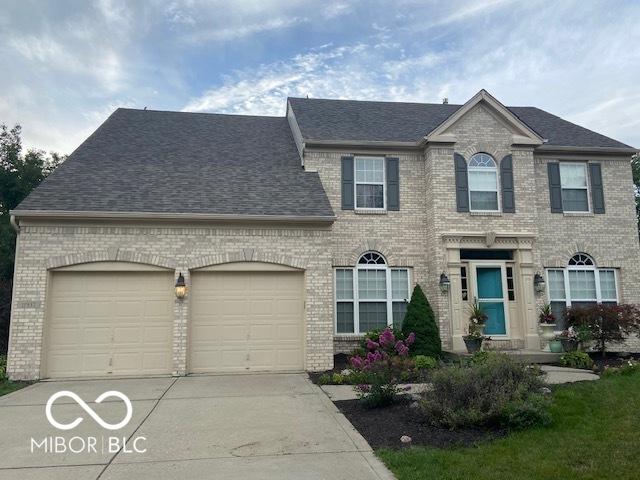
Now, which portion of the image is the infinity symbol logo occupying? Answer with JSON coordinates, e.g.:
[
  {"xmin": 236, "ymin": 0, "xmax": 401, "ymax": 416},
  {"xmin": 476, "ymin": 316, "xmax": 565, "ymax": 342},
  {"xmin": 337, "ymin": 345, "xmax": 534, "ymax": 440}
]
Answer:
[{"xmin": 45, "ymin": 391, "xmax": 133, "ymax": 431}]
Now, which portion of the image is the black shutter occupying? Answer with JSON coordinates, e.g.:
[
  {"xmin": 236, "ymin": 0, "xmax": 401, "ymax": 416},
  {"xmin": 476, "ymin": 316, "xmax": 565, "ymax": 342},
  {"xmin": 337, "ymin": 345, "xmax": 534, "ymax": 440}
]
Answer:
[
  {"xmin": 589, "ymin": 163, "xmax": 605, "ymax": 214},
  {"xmin": 386, "ymin": 157, "xmax": 400, "ymax": 211},
  {"xmin": 500, "ymin": 154, "xmax": 515, "ymax": 213},
  {"xmin": 454, "ymin": 153, "xmax": 469, "ymax": 212},
  {"xmin": 547, "ymin": 162, "xmax": 563, "ymax": 213},
  {"xmin": 341, "ymin": 156, "xmax": 354, "ymax": 210}
]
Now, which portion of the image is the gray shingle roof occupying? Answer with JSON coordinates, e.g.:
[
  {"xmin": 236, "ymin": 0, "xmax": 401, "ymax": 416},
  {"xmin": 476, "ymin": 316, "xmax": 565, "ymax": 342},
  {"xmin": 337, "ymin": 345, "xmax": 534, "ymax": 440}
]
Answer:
[
  {"xmin": 288, "ymin": 97, "xmax": 634, "ymax": 149},
  {"xmin": 15, "ymin": 108, "xmax": 335, "ymax": 219}
]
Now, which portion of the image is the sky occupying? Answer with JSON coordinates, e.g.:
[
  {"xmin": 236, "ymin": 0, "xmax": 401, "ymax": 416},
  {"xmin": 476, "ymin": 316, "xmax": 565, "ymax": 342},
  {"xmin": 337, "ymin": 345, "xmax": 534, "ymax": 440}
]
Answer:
[{"xmin": 1, "ymin": 0, "xmax": 639, "ymax": 155}]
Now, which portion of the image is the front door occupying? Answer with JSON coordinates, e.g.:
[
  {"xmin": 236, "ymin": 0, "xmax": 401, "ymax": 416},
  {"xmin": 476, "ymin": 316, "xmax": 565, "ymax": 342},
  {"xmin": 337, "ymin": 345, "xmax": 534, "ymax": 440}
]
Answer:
[{"xmin": 473, "ymin": 265, "xmax": 508, "ymax": 336}]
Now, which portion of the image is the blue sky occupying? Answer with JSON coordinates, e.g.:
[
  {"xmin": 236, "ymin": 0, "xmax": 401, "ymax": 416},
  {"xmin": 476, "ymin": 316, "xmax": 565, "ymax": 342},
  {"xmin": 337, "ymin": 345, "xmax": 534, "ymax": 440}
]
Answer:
[{"xmin": 1, "ymin": 0, "xmax": 639, "ymax": 154}]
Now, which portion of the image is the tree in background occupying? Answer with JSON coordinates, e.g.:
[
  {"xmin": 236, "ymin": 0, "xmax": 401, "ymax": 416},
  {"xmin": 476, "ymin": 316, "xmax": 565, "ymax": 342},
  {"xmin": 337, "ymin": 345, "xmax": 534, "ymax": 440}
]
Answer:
[
  {"xmin": 401, "ymin": 284, "xmax": 442, "ymax": 357},
  {"xmin": 0, "ymin": 124, "xmax": 64, "ymax": 353},
  {"xmin": 632, "ymin": 153, "xmax": 639, "ymax": 237}
]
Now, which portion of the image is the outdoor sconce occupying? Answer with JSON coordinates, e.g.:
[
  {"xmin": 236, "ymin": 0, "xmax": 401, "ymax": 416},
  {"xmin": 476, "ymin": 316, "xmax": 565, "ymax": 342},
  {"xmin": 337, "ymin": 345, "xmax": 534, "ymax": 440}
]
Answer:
[
  {"xmin": 175, "ymin": 272, "xmax": 187, "ymax": 299},
  {"xmin": 534, "ymin": 272, "xmax": 545, "ymax": 295},
  {"xmin": 439, "ymin": 272, "xmax": 450, "ymax": 294}
]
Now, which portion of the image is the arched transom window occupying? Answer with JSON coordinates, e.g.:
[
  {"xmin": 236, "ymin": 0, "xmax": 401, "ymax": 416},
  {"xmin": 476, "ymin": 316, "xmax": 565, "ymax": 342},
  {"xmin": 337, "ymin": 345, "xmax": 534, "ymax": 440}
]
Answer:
[
  {"xmin": 468, "ymin": 153, "xmax": 499, "ymax": 212},
  {"xmin": 546, "ymin": 252, "xmax": 618, "ymax": 330},
  {"xmin": 335, "ymin": 252, "xmax": 411, "ymax": 334}
]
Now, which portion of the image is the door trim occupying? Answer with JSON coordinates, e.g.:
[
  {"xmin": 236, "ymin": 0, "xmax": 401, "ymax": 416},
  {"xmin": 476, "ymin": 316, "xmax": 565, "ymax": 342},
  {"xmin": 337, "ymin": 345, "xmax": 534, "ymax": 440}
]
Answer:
[{"xmin": 469, "ymin": 261, "xmax": 510, "ymax": 338}]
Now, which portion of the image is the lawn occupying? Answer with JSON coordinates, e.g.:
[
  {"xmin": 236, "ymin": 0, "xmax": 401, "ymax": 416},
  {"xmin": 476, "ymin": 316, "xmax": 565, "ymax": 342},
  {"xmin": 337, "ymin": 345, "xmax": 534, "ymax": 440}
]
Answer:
[{"xmin": 378, "ymin": 372, "xmax": 640, "ymax": 480}]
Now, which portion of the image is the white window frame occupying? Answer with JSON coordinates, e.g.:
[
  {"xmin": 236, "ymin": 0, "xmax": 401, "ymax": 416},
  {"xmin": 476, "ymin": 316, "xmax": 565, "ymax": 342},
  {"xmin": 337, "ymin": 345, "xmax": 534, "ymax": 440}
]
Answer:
[
  {"xmin": 559, "ymin": 162, "xmax": 591, "ymax": 213},
  {"xmin": 333, "ymin": 253, "xmax": 411, "ymax": 335},
  {"xmin": 546, "ymin": 254, "xmax": 619, "ymax": 311},
  {"xmin": 354, "ymin": 156, "xmax": 386, "ymax": 210},
  {"xmin": 468, "ymin": 153, "xmax": 500, "ymax": 213}
]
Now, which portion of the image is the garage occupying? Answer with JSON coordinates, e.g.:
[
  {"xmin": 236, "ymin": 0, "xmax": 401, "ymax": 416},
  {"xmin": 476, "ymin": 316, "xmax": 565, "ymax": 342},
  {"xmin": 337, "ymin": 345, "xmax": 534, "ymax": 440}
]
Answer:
[
  {"xmin": 189, "ymin": 267, "xmax": 305, "ymax": 373},
  {"xmin": 44, "ymin": 270, "xmax": 174, "ymax": 378}
]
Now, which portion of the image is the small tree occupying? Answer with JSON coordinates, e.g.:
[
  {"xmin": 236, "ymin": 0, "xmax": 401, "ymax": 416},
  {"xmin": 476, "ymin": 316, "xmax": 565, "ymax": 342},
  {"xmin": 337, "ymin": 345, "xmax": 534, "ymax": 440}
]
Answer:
[
  {"xmin": 566, "ymin": 304, "xmax": 640, "ymax": 357},
  {"xmin": 402, "ymin": 284, "xmax": 441, "ymax": 357}
]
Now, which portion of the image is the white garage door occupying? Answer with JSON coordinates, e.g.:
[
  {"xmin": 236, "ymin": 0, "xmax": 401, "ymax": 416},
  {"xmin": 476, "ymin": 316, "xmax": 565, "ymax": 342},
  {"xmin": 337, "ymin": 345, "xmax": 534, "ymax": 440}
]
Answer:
[
  {"xmin": 45, "ymin": 271, "xmax": 174, "ymax": 378},
  {"xmin": 190, "ymin": 271, "xmax": 304, "ymax": 373}
]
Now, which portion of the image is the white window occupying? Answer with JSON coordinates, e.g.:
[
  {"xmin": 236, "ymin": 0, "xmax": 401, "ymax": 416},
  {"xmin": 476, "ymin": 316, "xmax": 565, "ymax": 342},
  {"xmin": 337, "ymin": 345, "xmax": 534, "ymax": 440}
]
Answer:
[
  {"xmin": 468, "ymin": 153, "xmax": 499, "ymax": 211},
  {"xmin": 546, "ymin": 253, "xmax": 618, "ymax": 329},
  {"xmin": 334, "ymin": 252, "xmax": 410, "ymax": 334},
  {"xmin": 560, "ymin": 163, "xmax": 589, "ymax": 212},
  {"xmin": 355, "ymin": 156, "xmax": 385, "ymax": 209}
]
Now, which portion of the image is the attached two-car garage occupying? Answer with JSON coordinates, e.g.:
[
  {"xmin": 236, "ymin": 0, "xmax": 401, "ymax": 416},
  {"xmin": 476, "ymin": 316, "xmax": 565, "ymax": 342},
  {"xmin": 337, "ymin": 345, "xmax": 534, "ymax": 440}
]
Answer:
[{"xmin": 43, "ymin": 264, "xmax": 305, "ymax": 378}]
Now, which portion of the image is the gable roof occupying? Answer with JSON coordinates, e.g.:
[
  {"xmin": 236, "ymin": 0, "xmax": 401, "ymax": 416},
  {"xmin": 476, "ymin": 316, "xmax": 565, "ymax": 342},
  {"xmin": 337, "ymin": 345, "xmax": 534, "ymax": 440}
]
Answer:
[
  {"xmin": 14, "ymin": 109, "xmax": 335, "ymax": 221},
  {"xmin": 288, "ymin": 97, "xmax": 634, "ymax": 150}
]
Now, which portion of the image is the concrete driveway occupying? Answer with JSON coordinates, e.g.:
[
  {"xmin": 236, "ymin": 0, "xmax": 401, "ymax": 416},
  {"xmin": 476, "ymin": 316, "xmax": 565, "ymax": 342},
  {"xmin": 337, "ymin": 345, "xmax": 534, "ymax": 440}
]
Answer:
[{"xmin": 0, "ymin": 374, "xmax": 393, "ymax": 480}]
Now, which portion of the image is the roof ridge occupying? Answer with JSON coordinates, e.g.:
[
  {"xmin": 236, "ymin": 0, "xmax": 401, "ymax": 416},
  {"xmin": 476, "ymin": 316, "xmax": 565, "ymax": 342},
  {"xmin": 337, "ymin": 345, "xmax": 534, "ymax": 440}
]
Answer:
[
  {"xmin": 116, "ymin": 107, "xmax": 285, "ymax": 120},
  {"xmin": 288, "ymin": 96, "xmax": 463, "ymax": 108}
]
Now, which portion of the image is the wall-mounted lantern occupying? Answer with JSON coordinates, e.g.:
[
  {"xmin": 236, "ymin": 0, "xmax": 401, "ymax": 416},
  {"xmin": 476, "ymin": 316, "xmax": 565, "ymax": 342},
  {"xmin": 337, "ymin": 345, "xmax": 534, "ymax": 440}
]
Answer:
[
  {"xmin": 175, "ymin": 272, "xmax": 187, "ymax": 299},
  {"xmin": 534, "ymin": 272, "xmax": 545, "ymax": 295},
  {"xmin": 439, "ymin": 272, "xmax": 450, "ymax": 294}
]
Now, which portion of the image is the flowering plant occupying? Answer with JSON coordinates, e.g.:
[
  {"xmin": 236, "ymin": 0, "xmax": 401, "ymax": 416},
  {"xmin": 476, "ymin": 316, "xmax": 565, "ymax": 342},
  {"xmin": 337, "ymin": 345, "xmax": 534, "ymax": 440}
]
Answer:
[
  {"xmin": 538, "ymin": 303, "xmax": 556, "ymax": 324},
  {"xmin": 556, "ymin": 326, "xmax": 578, "ymax": 340},
  {"xmin": 468, "ymin": 299, "xmax": 488, "ymax": 324},
  {"xmin": 349, "ymin": 327, "xmax": 416, "ymax": 407}
]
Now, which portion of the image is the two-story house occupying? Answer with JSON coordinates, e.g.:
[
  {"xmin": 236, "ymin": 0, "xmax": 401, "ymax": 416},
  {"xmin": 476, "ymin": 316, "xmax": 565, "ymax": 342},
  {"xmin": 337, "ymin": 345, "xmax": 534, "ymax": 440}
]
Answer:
[{"xmin": 7, "ymin": 90, "xmax": 640, "ymax": 380}]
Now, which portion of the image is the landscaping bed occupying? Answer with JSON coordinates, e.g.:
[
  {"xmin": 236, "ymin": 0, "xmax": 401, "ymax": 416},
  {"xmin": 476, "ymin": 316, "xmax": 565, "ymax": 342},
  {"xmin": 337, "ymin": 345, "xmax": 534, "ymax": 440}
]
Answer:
[
  {"xmin": 336, "ymin": 397, "xmax": 505, "ymax": 449},
  {"xmin": 590, "ymin": 351, "xmax": 640, "ymax": 373}
]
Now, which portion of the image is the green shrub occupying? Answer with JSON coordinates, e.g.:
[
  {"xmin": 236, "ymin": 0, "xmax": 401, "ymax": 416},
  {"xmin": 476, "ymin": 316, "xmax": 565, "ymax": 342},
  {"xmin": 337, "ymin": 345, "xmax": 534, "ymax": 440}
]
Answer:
[
  {"xmin": 0, "ymin": 355, "xmax": 6, "ymax": 381},
  {"xmin": 414, "ymin": 355, "xmax": 437, "ymax": 370},
  {"xmin": 468, "ymin": 350, "xmax": 503, "ymax": 366},
  {"xmin": 331, "ymin": 373, "xmax": 345, "ymax": 385},
  {"xmin": 318, "ymin": 373, "xmax": 331, "ymax": 385},
  {"xmin": 421, "ymin": 353, "xmax": 549, "ymax": 429},
  {"xmin": 560, "ymin": 351, "xmax": 594, "ymax": 370},
  {"xmin": 355, "ymin": 376, "xmax": 401, "ymax": 408},
  {"xmin": 602, "ymin": 359, "xmax": 640, "ymax": 378},
  {"xmin": 401, "ymin": 284, "xmax": 441, "ymax": 358}
]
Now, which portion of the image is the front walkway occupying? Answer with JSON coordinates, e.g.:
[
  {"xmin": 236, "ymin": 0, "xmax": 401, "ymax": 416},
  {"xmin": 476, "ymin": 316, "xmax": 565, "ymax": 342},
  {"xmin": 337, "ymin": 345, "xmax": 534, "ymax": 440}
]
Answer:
[{"xmin": 0, "ymin": 374, "xmax": 394, "ymax": 480}]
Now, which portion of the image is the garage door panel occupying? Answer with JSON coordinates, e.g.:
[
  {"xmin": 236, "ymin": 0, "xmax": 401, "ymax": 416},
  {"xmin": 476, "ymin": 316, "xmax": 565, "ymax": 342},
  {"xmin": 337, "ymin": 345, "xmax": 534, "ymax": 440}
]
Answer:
[
  {"xmin": 190, "ymin": 271, "xmax": 304, "ymax": 373},
  {"xmin": 45, "ymin": 271, "xmax": 173, "ymax": 378}
]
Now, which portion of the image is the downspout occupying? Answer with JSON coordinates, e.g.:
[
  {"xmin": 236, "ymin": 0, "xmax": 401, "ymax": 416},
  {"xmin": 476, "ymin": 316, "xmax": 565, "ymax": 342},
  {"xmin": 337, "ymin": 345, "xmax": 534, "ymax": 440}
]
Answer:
[{"xmin": 10, "ymin": 214, "xmax": 19, "ymax": 233}]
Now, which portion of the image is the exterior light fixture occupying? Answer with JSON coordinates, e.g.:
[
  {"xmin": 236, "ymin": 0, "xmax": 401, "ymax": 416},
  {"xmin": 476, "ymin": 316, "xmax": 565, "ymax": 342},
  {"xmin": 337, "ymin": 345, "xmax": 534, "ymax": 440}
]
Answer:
[
  {"xmin": 439, "ymin": 272, "xmax": 450, "ymax": 294},
  {"xmin": 175, "ymin": 272, "xmax": 187, "ymax": 299},
  {"xmin": 534, "ymin": 272, "xmax": 545, "ymax": 294}
]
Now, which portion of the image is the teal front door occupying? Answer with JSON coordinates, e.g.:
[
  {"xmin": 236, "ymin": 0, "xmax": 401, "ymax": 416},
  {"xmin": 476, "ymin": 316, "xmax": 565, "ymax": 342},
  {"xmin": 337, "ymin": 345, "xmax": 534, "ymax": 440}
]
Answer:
[{"xmin": 475, "ymin": 266, "xmax": 507, "ymax": 335}]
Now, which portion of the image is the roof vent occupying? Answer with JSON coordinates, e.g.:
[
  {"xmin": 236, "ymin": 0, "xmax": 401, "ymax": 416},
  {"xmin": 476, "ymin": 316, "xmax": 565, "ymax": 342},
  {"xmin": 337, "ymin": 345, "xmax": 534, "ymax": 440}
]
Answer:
[{"xmin": 442, "ymin": 98, "xmax": 449, "ymax": 104}]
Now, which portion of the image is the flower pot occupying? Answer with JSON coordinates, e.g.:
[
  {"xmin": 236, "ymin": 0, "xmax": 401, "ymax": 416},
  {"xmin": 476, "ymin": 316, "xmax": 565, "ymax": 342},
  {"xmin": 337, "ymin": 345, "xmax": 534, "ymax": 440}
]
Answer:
[
  {"xmin": 539, "ymin": 323, "xmax": 556, "ymax": 352},
  {"xmin": 549, "ymin": 340, "xmax": 564, "ymax": 353},
  {"xmin": 560, "ymin": 339, "xmax": 578, "ymax": 352},
  {"xmin": 463, "ymin": 337, "xmax": 483, "ymax": 354}
]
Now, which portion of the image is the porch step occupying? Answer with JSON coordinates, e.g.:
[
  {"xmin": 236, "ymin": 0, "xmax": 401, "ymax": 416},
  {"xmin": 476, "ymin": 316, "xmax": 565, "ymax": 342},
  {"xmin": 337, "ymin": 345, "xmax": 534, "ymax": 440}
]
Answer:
[{"xmin": 444, "ymin": 350, "xmax": 562, "ymax": 364}]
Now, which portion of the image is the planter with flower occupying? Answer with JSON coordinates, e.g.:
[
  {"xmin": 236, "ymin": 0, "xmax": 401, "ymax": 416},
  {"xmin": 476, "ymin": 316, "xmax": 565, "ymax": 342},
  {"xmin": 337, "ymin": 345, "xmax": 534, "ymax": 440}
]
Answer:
[
  {"xmin": 538, "ymin": 303, "xmax": 557, "ymax": 352},
  {"xmin": 463, "ymin": 300, "xmax": 488, "ymax": 353},
  {"xmin": 557, "ymin": 326, "xmax": 579, "ymax": 352},
  {"xmin": 348, "ymin": 327, "xmax": 416, "ymax": 408}
]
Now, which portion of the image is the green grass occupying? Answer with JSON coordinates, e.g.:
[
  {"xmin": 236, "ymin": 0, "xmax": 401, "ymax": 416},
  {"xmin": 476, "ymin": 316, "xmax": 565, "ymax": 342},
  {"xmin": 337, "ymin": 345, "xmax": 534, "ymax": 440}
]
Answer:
[
  {"xmin": 378, "ymin": 373, "xmax": 640, "ymax": 480},
  {"xmin": 0, "ymin": 379, "xmax": 29, "ymax": 396}
]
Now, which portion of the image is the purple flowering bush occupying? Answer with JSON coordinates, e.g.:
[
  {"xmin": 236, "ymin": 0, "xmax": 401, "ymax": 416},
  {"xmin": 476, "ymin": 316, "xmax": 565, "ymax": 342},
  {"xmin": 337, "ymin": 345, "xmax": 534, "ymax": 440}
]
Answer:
[{"xmin": 349, "ymin": 327, "xmax": 416, "ymax": 408}]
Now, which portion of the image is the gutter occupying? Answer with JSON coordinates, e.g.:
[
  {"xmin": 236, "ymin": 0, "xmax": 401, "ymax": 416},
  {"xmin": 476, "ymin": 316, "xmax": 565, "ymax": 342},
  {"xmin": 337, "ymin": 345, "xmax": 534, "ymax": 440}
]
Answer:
[
  {"xmin": 10, "ymin": 215, "xmax": 19, "ymax": 232},
  {"xmin": 534, "ymin": 145, "xmax": 638, "ymax": 155},
  {"xmin": 10, "ymin": 210, "xmax": 336, "ymax": 224}
]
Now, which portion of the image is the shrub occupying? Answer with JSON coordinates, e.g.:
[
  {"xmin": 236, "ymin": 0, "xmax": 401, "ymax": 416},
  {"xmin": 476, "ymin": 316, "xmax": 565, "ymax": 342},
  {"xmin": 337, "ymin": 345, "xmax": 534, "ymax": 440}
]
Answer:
[
  {"xmin": 602, "ymin": 359, "xmax": 640, "ymax": 378},
  {"xmin": 401, "ymin": 284, "xmax": 441, "ymax": 358},
  {"xmin": 331, "ymin": 373, "xmax": 345, "ymax": 385},
  {"xmin": 414, "ymin": 355, "xmax": 437, "ymax": 370},
  {"xmin": 469, "ymin": 350, "xmax": 503, "ymax": 366},
  {"xmin": 560, "ymin": 351, "xmax": 594, "ymax": 370},
  {"xmin": 566, "ymin": 304, "xmax": 640, "ymax": 356},
  {"xmin": 421, "ymin": 353, "xmax": 549, "ymax": 429},
  {"xmin": 349, "ymin": 327, "xmax": 416, "ymax": 407},
  {"xmin": 0, "ymin": 354, "xmax": 7, "ymax": 380},
  {"xmin": 317, "ymin": 373, "xmax": 331, "ymax": 385}
]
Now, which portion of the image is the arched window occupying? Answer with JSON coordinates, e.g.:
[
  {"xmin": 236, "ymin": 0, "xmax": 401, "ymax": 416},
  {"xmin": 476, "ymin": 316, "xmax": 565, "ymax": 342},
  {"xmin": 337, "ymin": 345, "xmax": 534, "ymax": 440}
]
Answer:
[
  {"xmin": 335, "ymin": 252, "xmax": 411, "ymax": 334},
  {"xmin": 468, "ymin": 153, "xmax": 499, "ymax": 212},
  {"xmin": 546, "ymin": 252, "xmax": 617, "ymax": 330}
]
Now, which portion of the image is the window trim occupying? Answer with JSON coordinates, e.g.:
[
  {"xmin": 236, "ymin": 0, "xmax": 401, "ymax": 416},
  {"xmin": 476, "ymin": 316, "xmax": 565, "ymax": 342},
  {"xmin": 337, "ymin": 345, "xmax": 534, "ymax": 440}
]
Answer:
[
  {"xmin": 334, "ymin": 253, "xmax": 411, "ymax": 335},
  {"xmin": 354, "ymin": 156, "xmax": 386, "ymax": 210},
  {"xmin": 559, "ymin": 161, "xmax": 591, "ymax": 213},
  {"xmin": 468, "ymin": 153, "xmax": 500, "ymax": 213}
]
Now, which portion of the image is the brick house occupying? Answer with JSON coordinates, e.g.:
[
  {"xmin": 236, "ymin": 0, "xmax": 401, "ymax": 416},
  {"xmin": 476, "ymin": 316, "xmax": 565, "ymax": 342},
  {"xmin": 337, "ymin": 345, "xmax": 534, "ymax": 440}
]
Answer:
[{"xmin": 7, "ymin": 89, "xmax": 640, "ymax": 380}]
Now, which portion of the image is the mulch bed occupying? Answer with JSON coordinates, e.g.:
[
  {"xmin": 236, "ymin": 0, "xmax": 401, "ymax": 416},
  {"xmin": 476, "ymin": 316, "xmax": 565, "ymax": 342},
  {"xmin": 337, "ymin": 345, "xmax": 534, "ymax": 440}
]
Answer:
[
  {"xmin": 589, "ymin": 352, "xmax": 640, "ymax": 373},
  {"xmin": 335, "ymin": 397, "xmax": 506, "ymax": 449},
  {"xmin": 308, "ymin": 353, "xmax": 350, "ymax": 385}
]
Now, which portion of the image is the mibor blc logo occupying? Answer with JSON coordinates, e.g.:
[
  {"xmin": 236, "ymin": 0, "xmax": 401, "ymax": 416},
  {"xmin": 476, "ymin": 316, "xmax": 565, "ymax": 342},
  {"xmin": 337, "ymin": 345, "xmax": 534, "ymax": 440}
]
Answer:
[{"xmin": 31, "ymin": 390, "xmax": 146, "ymax": 454}]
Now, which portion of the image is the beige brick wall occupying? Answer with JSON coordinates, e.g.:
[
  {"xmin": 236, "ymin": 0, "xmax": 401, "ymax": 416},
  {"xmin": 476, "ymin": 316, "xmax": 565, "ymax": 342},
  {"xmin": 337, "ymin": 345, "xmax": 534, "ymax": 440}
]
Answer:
[{"xmin": 7, "ymin": 222, "xmax": 335, "ymax": 380}]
